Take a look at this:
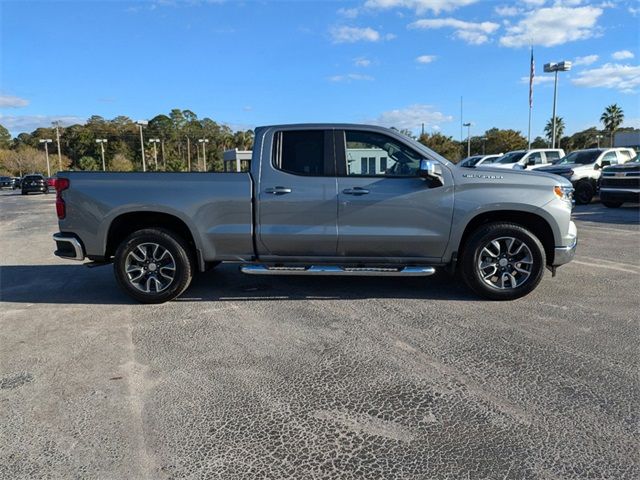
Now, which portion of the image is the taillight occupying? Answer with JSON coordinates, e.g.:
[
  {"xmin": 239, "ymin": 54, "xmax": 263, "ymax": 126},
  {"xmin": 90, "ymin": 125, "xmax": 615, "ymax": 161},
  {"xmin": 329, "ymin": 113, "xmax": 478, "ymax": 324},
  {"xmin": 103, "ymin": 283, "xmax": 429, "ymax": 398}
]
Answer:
[{"xmin": 55, "ymin": 178, "xmax": 70, "ymax": 219}]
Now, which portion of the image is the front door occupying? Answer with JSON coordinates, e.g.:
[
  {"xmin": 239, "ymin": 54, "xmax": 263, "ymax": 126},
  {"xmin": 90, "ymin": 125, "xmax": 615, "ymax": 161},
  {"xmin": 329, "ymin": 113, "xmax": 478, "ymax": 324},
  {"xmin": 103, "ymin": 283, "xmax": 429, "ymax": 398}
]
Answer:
[
  {"xmin": 335, "ymin": 129, "xmax": 454, "ymax": 260},
  {"xmin": 256, "ymin": 129, "xmax": 338, "ymax": 257}
]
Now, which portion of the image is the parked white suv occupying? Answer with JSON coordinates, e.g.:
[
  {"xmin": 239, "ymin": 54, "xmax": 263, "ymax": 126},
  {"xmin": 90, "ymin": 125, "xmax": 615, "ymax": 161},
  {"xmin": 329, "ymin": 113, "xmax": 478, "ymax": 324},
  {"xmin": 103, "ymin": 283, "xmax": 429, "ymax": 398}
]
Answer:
[
  {"xmin": 537, "ymin": 148, "xmax": 637, "ymax": 204},
  {"xmin": 489, "ymin": 149, "xmax": 565, "ymax": 170}
]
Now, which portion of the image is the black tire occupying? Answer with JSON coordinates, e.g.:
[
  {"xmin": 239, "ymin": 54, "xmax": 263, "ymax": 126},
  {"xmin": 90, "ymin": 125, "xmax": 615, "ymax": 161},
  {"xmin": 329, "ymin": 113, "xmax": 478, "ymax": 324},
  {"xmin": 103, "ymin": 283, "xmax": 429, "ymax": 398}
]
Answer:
[
  {"xmin": 21, "ymin": 191, "xmax": 27, "ymax": 195},
  {"xmin": 601, "ymin": 199, "xmax": 623, "ymax": 208},
  {"xmin": 114, "ymin": 228, "xmax": 193, "ymax": 304},
  {"xmin": 574, "ymin": 181, "xmax": 594, "ymax": 205},
  {"xmin": 461, "ymin": 222, "xmax": 546, "ymax": 301}
]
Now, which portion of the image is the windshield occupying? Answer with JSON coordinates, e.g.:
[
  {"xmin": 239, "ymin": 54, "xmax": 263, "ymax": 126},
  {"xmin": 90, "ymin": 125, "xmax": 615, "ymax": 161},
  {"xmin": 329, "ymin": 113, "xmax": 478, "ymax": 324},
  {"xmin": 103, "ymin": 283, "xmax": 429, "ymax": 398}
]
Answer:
[
  {"xmin": 496, "ymin": 151, "xmax": 526, "ymax": 164},
  {"xmin": 558, "ymin": 150, "xmax": 601, "ymax": 165}
]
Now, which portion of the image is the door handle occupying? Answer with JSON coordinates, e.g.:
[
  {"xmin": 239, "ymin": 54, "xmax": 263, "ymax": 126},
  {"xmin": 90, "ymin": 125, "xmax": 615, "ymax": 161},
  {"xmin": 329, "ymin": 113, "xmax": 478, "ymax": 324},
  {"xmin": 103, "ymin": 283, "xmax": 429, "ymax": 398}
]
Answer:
[
  {"xmin": 265, "ymin": 186, "xmax": 292, "ymax": 195},
  {"xmin": 342, "ymin": 187, "xmax": 370, "ymax": 196}
]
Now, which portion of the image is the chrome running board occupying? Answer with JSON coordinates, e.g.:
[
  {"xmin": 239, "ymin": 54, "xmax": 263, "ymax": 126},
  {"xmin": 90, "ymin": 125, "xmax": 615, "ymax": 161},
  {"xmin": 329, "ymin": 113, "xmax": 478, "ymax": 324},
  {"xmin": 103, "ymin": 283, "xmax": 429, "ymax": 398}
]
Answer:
[{"xmin": 240, "ymin": 265, "xmax": 436, "ymax": 277}]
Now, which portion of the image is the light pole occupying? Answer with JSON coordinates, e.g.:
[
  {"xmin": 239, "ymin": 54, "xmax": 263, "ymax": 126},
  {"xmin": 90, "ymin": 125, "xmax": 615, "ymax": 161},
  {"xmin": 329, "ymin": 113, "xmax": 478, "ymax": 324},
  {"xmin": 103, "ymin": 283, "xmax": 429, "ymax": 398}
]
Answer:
[
  {"xmin": 463, "ymin": 122, "xmax": 472, "ymax": 158},
  {"xmin": 543, "ymin": 61, "xmax": 572, "ymax": 149},
  {"xmin": 481, "ymin": 136, "xmax": 487, "ymax": 155},
  {"xmin": 198, "ymin": 138, "xmax": 209, "ymax": 171},
  {"xmin": 136, "ymin": 120, "xmax": 148, "ymax": 171},
  {"xmin": 596, "ymin": 134, "xmax": 603, "ymax": 148},
  {"xmin": 96, "ymin": 139, "xmax": 108, "ymax": 171},
  {"xmin": 185, "ymin": 136, "xmax": 192, "ymax": 171},
  {"xmin": 52, "ymin": 121, "xmax": 63, "ymax": 171},
  {"xmin": 148, "ymin": 139, "xmax": 160, "ymax": 170},
  {"xmin": 39, "ymin": 139, "xmax": 53, "ymax": 176}
]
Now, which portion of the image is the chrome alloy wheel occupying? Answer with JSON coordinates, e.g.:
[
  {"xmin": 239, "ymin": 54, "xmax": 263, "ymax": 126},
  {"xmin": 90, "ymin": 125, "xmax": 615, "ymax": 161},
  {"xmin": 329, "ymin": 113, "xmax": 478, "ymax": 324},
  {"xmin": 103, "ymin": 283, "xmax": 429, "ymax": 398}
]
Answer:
[
  {"xmin": 477, "ymin": 236, "xmax": 534, "ymax": 290},
  {"xmin": 124, "ymin": 243, "xmax": 176, "ymax": 293}
]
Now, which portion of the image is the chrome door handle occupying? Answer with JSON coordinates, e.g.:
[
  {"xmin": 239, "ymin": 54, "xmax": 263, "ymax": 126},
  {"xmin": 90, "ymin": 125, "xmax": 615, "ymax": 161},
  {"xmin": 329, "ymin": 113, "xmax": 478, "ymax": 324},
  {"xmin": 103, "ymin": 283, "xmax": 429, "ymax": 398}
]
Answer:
[
  {"xmin": 265, "ymin": 186, "xmax": 292, "ymax": 195},
  {"xmin": 342, "ymin": 187, "xmax": 370, "ymax": 195}
]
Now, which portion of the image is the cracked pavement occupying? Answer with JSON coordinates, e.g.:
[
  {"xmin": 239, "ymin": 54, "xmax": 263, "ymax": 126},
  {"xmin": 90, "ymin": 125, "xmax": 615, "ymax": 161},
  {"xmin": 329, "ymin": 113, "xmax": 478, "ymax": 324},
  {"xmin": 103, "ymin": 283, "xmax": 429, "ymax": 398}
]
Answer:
[{"xmin": 1, "ymin": 191, "xmax": 638, "ymax": 479}]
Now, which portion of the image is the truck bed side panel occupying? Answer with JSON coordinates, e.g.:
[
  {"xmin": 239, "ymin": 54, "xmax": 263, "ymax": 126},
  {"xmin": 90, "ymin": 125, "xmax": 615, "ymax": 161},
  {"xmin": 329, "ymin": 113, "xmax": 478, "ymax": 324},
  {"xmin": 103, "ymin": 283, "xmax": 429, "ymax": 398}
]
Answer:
[{"xmin": 58, "ymin": 172, "xmax": 254, "ymax": 261}]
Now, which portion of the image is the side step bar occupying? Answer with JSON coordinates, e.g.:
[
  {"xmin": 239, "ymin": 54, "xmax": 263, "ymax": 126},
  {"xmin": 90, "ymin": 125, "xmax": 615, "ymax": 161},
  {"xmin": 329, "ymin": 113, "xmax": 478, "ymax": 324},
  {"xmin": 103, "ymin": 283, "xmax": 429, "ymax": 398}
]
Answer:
[{"xmin": 240, "ymin": 265, "xmax": 436, "ymax": 277}]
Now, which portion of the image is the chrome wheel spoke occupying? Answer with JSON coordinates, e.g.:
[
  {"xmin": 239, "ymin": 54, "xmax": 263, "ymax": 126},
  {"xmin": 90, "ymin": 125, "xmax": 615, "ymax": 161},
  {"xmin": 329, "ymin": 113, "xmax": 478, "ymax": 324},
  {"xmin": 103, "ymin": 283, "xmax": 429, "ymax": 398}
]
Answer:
[
  {"xmin": 125, "ymin": 242, "xmax": 177, "ymax": 294},
  {"xmin": 477, "ymin": 236, "xmax": 534, "ymax": 291}
]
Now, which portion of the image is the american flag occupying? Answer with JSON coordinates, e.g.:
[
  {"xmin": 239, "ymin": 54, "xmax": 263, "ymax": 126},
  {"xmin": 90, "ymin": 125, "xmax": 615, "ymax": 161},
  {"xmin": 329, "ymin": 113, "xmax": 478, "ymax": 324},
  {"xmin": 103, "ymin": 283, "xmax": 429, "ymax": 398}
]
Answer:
[{"xmin": 529, "ymin": 48, "xmax": 535, "ymax": 109}]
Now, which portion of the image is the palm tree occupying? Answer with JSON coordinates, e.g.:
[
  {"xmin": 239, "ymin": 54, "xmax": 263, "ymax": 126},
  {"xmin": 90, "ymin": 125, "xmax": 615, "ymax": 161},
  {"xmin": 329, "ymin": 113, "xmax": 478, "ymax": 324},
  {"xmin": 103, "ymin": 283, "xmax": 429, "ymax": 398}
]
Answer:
[
  {"xmin": 600, "ymin": 104, "xmax": 624, "ymax": 147},
  {"xmin": 544, "ymin": 117, "xmax": 565, "ymax": 144}
]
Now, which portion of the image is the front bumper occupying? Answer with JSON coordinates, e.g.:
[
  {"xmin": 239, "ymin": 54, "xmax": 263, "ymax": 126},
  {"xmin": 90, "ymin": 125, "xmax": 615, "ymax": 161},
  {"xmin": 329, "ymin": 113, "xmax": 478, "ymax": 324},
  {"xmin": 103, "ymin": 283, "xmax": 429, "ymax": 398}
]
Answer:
[
  {"xmin": 552, "ymin": 220, "xmax": 577, "ymax": 266},
  {"xmin": 599, "ymin": 188, "xmax": 640, "ymax": 203}
]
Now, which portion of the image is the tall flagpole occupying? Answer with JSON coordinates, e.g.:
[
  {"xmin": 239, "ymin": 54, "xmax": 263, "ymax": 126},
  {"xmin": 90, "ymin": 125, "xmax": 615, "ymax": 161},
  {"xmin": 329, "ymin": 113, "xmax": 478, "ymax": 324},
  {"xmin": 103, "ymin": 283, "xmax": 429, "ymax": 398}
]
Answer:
[{"xmin": 528, "ymin": 45, "xmax": 534, "ymax": 150}]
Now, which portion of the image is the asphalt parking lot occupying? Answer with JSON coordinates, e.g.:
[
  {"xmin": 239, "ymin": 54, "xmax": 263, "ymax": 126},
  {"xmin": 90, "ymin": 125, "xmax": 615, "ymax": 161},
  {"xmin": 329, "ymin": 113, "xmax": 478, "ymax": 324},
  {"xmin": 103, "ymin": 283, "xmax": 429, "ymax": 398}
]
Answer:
[{"xmin": 1, "ymin": 190, "xmax": 638, "ymax": 479}]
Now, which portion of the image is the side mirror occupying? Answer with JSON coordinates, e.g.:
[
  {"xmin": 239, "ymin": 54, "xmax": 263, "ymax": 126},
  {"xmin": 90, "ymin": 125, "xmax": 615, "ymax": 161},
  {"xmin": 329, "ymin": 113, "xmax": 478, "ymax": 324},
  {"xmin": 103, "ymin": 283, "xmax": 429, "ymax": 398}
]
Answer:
[
  {"xmin": 526, "ymin": 158, "xmax": 537, "ymax": 166},
  {"xmin": 600, "ymin": 160, "xmax": 611, "ymax": 168},
  {"xmin": 418, "ymin": 159, "xmax": 442, "ymax": 180}
]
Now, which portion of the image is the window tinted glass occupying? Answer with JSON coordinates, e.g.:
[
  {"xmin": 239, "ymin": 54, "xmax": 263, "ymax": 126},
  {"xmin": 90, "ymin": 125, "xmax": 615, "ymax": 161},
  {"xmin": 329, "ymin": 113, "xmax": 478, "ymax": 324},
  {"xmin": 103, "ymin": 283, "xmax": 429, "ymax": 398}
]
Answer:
[
  {"xmin": 602, "ymin": 151, "xmax": 618, "ymax": 164},
  {"xmin": 496, "ymin": 152, "xmax": 526, "ymax": 164},
  {"xmin": 528, "ymin": 152, "xmax": 543, "ymax": 164},
  {"xmin": 546, "ymin": 151, "xmax": 560, "ymax": 161},
  {"xmin": 274, "ymin": 130, "xmax": 326, "ymax": 176},
  {"xmin": 344, "ymin": 130, "xmax": 423, "ymax": 176}
]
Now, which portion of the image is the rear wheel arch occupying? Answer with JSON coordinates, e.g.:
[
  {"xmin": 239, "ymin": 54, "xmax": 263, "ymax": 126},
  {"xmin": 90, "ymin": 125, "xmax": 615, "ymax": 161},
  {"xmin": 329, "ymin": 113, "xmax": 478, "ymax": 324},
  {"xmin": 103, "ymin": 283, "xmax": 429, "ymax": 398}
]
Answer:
[
  {"xmin": 457, "ymin": 210, "xmax": 556, "ymax": 266},
  {"xmin": 105, "ymin": 211, "xmax": 201, "ymax": 269}
]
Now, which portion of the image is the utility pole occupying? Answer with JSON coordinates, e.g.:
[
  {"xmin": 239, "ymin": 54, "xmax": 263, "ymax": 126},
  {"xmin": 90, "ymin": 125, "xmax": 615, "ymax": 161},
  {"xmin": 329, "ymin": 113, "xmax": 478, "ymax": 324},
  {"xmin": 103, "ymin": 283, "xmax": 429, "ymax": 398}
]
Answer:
[
  {"xmin": 186, "ymin": 137, "xmax": 191, "ymax": 171},
  {"xmin": 198, "ymin": 138, "xmax": 209, "ymax": 171},
  {"xmin": 136, "ymin": 120, "xmax": 148, "ymax": 171},
  {"xmin": 463, "ymin": 122, "xmax": 472, "ymax": 158},
  {"xmin": 149, "ymin": 139, "xmax": 160, "ymax": 170},
  {"xmin": 95, "ymin": 139, "xmax": 108, "ymax": 171},
  {"xmin": 39, "ymin": 139, "xmax": 53, "ymax": 177},
  {"xmin": 52, "ymin": 121, "xmax": 63, "ymax": 171},
  {"xmin": 161, "ymin": 138, "xmax": 166, "ymax": 170},
  {"xmin": 481, "ymin": 137, "xmax": 487, "ymax": 155}
]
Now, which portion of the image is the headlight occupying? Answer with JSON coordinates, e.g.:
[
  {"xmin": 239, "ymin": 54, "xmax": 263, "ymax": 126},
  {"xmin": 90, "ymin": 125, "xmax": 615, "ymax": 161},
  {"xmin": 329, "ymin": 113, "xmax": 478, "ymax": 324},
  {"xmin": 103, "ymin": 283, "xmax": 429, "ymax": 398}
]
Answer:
[{"xmin": 554, "ymin": 185, "xmax": 574, "ymax": 202}]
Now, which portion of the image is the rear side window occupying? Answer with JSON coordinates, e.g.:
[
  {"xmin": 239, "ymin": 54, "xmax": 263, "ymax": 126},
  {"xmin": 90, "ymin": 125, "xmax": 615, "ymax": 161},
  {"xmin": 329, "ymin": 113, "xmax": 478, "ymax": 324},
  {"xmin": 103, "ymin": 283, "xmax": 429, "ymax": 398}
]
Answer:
[
  {"xmin": 618, "ymin": 150, "xmax": 631, "ymax": 162},
  {"xmin": 546, "ymin": 151, "xmax": 560, "ymax": 162},
  {"xmin": 272, "ymin": 130, "xmax": 330, "ymax": 176}
]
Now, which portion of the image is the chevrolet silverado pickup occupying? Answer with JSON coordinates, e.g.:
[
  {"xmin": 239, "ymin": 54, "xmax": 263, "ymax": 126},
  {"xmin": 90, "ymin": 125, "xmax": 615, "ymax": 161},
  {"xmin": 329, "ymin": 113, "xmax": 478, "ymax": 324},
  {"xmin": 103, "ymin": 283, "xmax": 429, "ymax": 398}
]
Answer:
[
  {"xmin": 599, "ymin": 159, "xmax": 640, "ymax": 207},
  {"xmin": 52, "ymin": 124, "xmax": 577, "ymax": 303}
]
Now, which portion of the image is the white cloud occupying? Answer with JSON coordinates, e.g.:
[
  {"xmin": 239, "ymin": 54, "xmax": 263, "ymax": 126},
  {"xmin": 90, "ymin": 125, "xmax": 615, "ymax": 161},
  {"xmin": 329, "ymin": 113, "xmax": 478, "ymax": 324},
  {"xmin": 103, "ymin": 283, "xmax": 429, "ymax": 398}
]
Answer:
[
  {"xmin": 354, "ymin": 57, "xmax": 372, "ymax": 67},
  {"xmin": 329, "ymin": 73, "xmax": 375, "ymax": 82},
  {"xmin": 416, "ymin": 54, "xmax": 437, "ymax": 64},
  {"xmin": 364, "ymin": 0, "xmax": 478, "ymax": 14},
  {"xmin": 366, "ymin": 104, "xmax": 453, "ymax": 131},
  {"xmin": 573, "ymin": 54, "xmax": 599, "ymax": 66},
  {"xmin": 612, "ymin": 50, "xmax": 634, "ymax": 60},
  {"xmin": 330, "ymin": 26, "xmax": 381, "ymax": 43},
  {"xmin": 0, "ymin": 115, "xmax": 85, "ymax": 134},
  {"xmin": 337, "ymin": 7, "xmax": 360, "ymax": 18},
  {"xmin": 520, "ymin": 75, "xmax": 555, "ymax": 85},
  {"xmin": 409, "ymin": 18, "xmax": 500, "ymax": 45},
  {"xmin": 495, "ymin": 5, "xmax": 520, "ymax": 16},
  {"xmin": 572, "ymin": 63, "xmax": 640, "ymax": 93},
  {"xmin": 500, "ymin": 6, "xmax": 603, "ymax": 47},
  {"xmin": 0, "ymin": 95, "xmax": 29, "ymax": 108}
]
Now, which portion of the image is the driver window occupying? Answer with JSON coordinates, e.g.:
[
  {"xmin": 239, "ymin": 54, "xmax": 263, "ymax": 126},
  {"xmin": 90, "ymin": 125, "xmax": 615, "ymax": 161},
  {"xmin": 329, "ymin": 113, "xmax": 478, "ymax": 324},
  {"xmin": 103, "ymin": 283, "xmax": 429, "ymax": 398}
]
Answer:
[
  {"xmin": 602, "ymin": 151, "xmax": 618, "ymax": 165},
  {"xmin": 528, "ymin": 152, "xmax": 543, "ymax": 164},
  {"xmin": 344, "ymin": 130, "xmax": 422, "ymax": 177}
]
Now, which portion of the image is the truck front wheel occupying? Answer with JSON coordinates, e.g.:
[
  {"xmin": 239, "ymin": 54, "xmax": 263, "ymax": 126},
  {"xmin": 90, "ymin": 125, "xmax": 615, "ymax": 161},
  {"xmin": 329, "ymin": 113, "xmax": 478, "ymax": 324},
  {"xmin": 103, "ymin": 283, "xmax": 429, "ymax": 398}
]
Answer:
[
  {"xmin": 461, "ymin": 223, "xmax": 546, "ymax": 301},
  {"xmin": 114, "ymin": 228, "xmax": 193, "ymax": 304},
  {"xmin": 574, "ymin": 181, "xmax": 594, "ymax": 205}
]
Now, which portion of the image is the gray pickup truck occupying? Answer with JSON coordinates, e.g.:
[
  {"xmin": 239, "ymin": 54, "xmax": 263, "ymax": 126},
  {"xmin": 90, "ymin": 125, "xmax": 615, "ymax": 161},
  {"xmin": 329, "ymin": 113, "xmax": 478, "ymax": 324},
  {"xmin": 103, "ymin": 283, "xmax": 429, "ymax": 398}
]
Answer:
[{"xmin": 52, "ymin": 124, "xmax": 577, "ymax": 303}]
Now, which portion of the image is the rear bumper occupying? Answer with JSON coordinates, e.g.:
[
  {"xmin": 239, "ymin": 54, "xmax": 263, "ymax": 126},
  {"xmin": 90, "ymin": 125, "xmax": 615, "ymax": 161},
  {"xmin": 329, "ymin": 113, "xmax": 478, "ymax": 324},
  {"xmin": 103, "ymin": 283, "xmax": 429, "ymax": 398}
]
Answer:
[
  {"xmin": 552, "ymin": 221, "xmax": 577, "ymax": 266},
  {"xmin": 53, "ymin": 233, "xmax": 85, "ymax": 261}
]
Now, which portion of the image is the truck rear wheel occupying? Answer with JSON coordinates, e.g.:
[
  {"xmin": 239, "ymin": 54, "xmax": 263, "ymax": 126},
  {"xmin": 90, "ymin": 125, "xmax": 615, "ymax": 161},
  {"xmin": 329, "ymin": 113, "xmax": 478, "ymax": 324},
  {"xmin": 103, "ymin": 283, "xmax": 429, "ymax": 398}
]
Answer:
[
  {"xmin": 461, "ymin": 223, "xmax": 546, "ymax": 301},
  {"xmin": 601, "ymin": 199, "xmax": 623, "ymax": 208},
  {"xmin": 114, "ymin": 228, "xmax": 193, "ymax": 304}
]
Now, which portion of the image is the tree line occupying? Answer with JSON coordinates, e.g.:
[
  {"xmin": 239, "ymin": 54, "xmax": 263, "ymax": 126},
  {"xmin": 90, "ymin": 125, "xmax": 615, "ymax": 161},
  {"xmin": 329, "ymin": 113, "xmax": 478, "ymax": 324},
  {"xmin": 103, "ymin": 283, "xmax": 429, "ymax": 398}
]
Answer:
[
  {"xmin": 0, "ymin": 109, "xmax": 254, "ymax": 176},
  {"xmin": 0, "ymin": 104, "xmax": 633, "ymax": 175}
]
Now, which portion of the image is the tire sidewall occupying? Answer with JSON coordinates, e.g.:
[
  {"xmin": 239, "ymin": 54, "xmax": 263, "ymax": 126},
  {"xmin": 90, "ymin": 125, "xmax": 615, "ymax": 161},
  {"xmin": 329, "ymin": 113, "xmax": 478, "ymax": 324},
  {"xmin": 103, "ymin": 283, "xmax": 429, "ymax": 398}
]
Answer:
[
  {"xmin": 114, "ymin": 229, "xmax": 193, "ymax": 304},
  {"xmin": 574, "ymin": 181, "xmax": 594, "ymax": 205},
  {"xmin": 462, "ymin": 223, "xmax": 546, "ymax": 300}
]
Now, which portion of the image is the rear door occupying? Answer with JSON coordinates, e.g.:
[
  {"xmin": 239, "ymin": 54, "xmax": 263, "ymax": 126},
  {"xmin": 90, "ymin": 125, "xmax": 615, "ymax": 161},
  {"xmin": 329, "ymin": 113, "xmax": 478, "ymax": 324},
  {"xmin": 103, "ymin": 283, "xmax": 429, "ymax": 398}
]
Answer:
[
  {"xmin": 335, "ymin": 129, "xmax": 454, "ymax": 260},
  {"xmin": 256, "ymin": 129, "xmax": 338, "ymax": 257}
]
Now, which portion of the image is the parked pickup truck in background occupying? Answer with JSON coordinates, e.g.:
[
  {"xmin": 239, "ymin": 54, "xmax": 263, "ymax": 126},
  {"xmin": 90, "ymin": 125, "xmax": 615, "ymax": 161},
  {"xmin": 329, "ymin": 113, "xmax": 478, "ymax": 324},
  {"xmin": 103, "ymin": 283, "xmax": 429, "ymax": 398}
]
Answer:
[
  {"xmin": 537, "ymin": 148, "xmax": 637, "ymax": 204},
  {"xmin": 489, "ymin": 149, "xmax": 565, "ymax": 170},
  {"xmin": 599, "ymin": 159, "xmax": 640, "ymax": 208},
  {"xmin": 53, "ymin": 124, "xmax": 577, "ymax": 303}
]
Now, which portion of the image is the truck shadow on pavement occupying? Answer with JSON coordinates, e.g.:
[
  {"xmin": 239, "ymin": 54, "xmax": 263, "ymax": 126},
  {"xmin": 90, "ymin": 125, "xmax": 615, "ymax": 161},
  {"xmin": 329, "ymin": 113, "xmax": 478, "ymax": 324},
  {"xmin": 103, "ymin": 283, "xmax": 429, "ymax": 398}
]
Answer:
[
  {"xmin": 571, "ymin": 203, "xmax": 640, "ymax": 225},
  {"xmin": 0, "ymin": 264, "xmax": 476, "ymax": 305}
]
